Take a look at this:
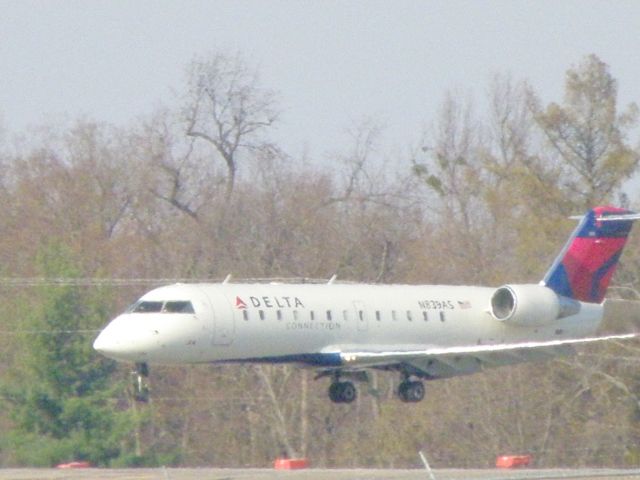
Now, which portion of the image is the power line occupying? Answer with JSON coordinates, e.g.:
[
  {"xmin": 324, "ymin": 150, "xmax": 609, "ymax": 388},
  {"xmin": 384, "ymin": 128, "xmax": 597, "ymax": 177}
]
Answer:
[
  {"xmin": 0, "ymin": 276, "xmax": 340, "ymax": 287},
  {"xmin": 0, "ymin": 277, "xmax": 208, "ymax": 287},
  {"xmin": 0, "ymin": 329, "xmax": 100, "ymax": 335}
]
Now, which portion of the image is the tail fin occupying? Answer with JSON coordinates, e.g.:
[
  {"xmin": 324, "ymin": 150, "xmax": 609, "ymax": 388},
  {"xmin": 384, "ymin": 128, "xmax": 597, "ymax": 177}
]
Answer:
[{"xmin": 542, "ymin": 206, "xmax": 639, "ymax": 303}]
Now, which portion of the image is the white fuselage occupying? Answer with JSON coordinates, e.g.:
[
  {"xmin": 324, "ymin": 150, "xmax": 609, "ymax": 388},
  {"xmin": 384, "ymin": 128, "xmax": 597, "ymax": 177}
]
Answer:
[{"xmin": 93, "ymin": 282, "xmax": 603, "ymax": 366}]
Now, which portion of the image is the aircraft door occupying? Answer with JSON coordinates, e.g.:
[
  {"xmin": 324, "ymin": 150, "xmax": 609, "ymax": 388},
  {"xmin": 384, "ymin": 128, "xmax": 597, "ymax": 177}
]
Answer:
[
  {"xmin": 199, "ymin": 286, "xmax": 235, "ymax": 345},
  {"xmin": 353, "ymin": 300, "xmax": 368, "ymax": 332}
]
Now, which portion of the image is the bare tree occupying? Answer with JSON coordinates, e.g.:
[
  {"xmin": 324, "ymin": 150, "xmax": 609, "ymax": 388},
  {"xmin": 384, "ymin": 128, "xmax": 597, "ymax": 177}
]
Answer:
[
  {"xmin": 138, "ymin": 109, "xmax": 206, "ymax": 221},
  {"xmin": 183, "ymin": 53, "xmax": 280, "ymax": 200}
]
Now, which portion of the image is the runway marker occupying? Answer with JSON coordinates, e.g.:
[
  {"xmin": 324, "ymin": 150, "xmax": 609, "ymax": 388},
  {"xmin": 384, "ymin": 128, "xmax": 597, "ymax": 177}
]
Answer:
[{"xmin": 418, "ymin": 450, "xmax": 436, "ymax": 480}]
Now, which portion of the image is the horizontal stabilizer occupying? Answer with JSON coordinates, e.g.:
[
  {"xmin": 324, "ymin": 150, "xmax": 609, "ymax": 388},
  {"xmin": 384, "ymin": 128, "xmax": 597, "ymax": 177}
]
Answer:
[
  {"xmin": 596, "ymin": 213, "xmax": 640, "ymax": 222},
  {"xmin": 578, "ymin": 212, "xmax": 640, "ymax": 222}
]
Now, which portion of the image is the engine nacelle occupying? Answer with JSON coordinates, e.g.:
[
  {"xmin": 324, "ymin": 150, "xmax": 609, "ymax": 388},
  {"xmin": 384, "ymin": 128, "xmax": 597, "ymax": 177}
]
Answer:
[{"xmin": 490, "ymin": 284, "xmax": 561, "ymax": 327}]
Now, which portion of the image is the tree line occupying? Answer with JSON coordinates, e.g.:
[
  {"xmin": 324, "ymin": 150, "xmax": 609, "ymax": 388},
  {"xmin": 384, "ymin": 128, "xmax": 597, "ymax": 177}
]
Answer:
[{"xmin": 0, "ymin": 53, "xmax": 639, "ymax": 468}]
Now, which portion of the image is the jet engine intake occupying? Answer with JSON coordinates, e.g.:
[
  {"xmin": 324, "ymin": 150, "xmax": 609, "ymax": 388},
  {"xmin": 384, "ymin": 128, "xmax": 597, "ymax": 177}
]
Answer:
[{"xmin": 490, "ymin": 284, "xmax": 561, "ymax": 327}]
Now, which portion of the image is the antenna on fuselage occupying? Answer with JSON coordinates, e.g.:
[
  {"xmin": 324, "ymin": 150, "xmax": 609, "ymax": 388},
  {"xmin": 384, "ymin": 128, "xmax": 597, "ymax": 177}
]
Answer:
[
  {"xmin": 327, "ymin": 274, "xmax": 337, "ymax": 285},
  {"xmin": 222, "ymin": 274, "xmax": 232, "ymax": 284}
]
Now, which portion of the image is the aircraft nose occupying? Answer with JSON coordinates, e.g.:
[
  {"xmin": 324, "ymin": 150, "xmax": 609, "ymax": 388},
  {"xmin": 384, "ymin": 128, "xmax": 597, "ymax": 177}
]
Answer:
[
  {"xmin": 93, "ymin": 316, "xmax": 152, "ymax": 362},
  {"xmin": 92, "ymin": 328, "xmax": 117, "ymax": 355},
  {"xmin": 93, "ymin": 323, "xmax": 129, "ymax": 359}
]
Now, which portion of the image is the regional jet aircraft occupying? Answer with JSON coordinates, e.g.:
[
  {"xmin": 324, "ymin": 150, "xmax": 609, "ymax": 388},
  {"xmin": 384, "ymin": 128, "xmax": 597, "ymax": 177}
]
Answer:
[{"xmin": 94, "ymin": 206, "xmax": 640, "ymax": 403}]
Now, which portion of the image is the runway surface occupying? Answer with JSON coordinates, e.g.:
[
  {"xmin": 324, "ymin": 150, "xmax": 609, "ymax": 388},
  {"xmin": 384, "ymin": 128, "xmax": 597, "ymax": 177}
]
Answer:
[{"xmin": 1, "ymin": 468, "xmax": 640, "ymax": 480}]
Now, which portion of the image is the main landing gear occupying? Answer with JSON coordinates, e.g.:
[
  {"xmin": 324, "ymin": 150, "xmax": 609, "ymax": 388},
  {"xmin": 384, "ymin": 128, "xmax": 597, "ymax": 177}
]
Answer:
[
  {"xmin": 328, "ymin": 372, "xmax": 357, "ymax": 404},
  {"xmin": 132, "ymin": 362, "xmax": 150, "ymax": 403},
  {"xmin": 398, "ymin": 378, "xmax": 425, "ymax": 403},
  {"xmin": 324, "ymin": 371, "xmax": 425, "ymax": 404},
  {"xmin": 329, "ymin": 380, "xmax": 357, "ymax": 403}
]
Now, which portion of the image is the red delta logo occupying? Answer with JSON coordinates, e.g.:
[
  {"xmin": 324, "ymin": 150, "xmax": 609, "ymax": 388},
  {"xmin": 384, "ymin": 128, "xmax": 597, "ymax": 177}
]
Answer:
[{"xmin": 234, "ymin": 295, "xmax": 305, "ymax": 309}]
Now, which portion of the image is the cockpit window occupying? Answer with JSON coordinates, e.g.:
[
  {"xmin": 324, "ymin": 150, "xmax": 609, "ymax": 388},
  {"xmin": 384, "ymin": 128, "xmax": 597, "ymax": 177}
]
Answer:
[
  {"xmin": 131, "ymin": 301, "xmax": 163, "ymax": 313},
  {"xmin": 128, "ymin": 300, "xmax": 195, "ymax": 314},
  {"xmin": 164, "ymin": 301, "xmax": 195, "ymax": 314}
]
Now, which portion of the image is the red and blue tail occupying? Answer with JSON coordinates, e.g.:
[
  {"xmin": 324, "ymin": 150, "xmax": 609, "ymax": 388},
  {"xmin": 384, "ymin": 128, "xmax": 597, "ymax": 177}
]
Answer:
[{"xmin": 542, "ymin": 206, "xmax": 639, "ymax": 304}]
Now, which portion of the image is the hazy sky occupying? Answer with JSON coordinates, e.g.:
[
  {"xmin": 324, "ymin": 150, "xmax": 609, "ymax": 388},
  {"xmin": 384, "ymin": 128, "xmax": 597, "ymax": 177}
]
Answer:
[{"xmin": 1, "ymin": 0, "xmax": 639, "ymax": 158}]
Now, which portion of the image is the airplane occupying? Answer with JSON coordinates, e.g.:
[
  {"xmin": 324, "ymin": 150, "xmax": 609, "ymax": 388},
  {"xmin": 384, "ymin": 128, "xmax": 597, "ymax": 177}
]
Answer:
[{"xmin": 93, "ymin": 206, "xmax": 640, "ymax": 403}]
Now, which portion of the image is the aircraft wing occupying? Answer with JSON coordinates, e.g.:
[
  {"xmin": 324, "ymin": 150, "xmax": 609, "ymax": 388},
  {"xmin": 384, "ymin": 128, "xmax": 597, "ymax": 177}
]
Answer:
[{"xmin": 326, "ymin": 333, "xmax": 638, "ymax": 379}]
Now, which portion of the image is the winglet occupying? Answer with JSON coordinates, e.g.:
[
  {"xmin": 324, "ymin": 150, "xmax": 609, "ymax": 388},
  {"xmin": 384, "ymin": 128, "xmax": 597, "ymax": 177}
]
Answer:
[{"xmin": 542, "ymin": 206, "xmax": 638, "ymax": 304}]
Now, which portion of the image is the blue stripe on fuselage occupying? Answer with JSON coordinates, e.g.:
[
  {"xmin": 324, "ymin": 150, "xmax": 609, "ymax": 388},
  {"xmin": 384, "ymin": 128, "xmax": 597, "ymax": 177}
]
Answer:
[{"xmin": 215, "ymin": 352, "xmax": 343, "ymax": 367}]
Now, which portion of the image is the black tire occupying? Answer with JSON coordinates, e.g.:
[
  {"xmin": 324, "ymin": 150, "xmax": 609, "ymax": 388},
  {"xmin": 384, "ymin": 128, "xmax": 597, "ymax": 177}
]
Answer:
[
  {"xmin": 408, "ymin": 381, "xmax": 424, "ymax": 402},
  {"xmin": 134, "ymin": 386, "xmax": 150, "ymax": 403},
  {"xmin": 135, "ymin": 362, "xmax": 149, "ymax": 377},
  {"xmin": 329, "ymin": 382, "xmax": 342, "ymax": 403},
  {"xmin": 339, "ymin": 382, "xmax": 357, "ymax": 403},
  {"xmin": 398, "ymin": 381, "xmax": 410, "ymax": 402},
  {"xmin": 328, "ymin": 381, "xmax": 357, "ymax": 403}
]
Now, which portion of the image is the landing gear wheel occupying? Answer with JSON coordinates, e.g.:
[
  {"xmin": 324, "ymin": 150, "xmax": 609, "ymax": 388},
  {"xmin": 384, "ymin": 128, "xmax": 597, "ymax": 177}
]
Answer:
[
  {"xmin": 407, "ymin": 381, "xmax": 424, "ymax": 402},
  {"xmin": 398, "ymin": 381, "xmax": 409, "ymax": 402},
  {"xmin": 339, "ymin": 382, "xmax": 357, "ymax": 403},
  {"xmin": 135, "ymin": 362, "xmax": 149, "ymax": 377},
  {"xmin": 398, "ymin": 380, "xmax": 424, "ymax": 403},
  {"xmin": 328, "ymin": 382, "xmax": 341, "ymax": 402},
  {"xmin": 328, "ymin": 381, "xmax": 357, "ymax": 403}
]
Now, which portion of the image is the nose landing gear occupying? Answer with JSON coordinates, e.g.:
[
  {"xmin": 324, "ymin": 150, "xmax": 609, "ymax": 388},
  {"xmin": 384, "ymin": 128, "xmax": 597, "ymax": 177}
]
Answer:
[{"xmin": 131, "ymin": 362, "xmax": 150, "ymax": 403}]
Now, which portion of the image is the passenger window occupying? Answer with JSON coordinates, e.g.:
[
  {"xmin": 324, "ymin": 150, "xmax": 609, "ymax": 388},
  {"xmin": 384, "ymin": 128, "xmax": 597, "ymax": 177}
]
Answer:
[
  {"xmin": 440, "ymin": 311, "xmax": 445, "ymax": 322},
  {"xmin": 293, "ymin": 310, "xmax": 299, "ymax": 321},
  {"xmin": 423, "ymin": 311, "xmax": 428, "ymax": 322},
  {"xmin": 310, "ymin": 311, "xmax": 315, "ymax": 321},
  {"xmin": 276, "ymin": 310, "xmax": 283, "ymax": 321},
  {"xmin": 132, "ymin": 301, "xmax": 163, "ymax": 313},
  {"xmin": 375, "ymin": 311, "xmax": 381, "ymax": 321},
  {"xmin": 326, "ymin": 310, "xmax": 332, "ymax": 321},
  {"xmin": 259, "ymin": 310, "xmax": 265, "ymax": 321},
  {"xmin": 407, "ymin": 311, "xmax": 413, "ymax": 321},
  {"xmin": 358, "ymin": 310, "xmax": 364, "ymax": 321},
  {"xmin": 392, "ymin": 310, "xmax": 397, "ymax": 321},
  {"xmin": 242, "ymin": 310, "xmax": 249, "ymax": 321},
  {"xmin": 342, "ymin": 310, "xmax": 349, "ymax": 321},
  {"xmin": 164, "ymin": 301, "xmax": 195, "ymax": 314}
]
